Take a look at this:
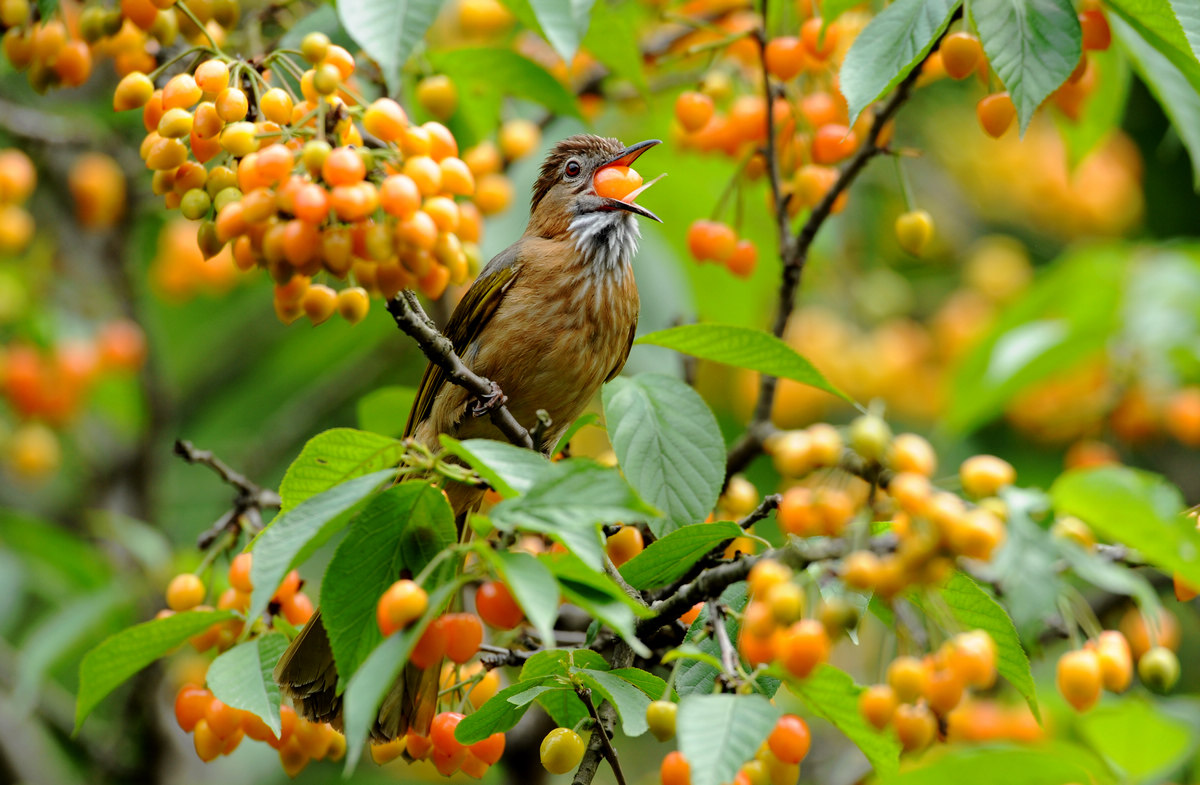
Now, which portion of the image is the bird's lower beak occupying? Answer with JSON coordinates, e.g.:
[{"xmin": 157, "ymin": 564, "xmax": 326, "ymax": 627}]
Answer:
[{"xmin": 599, "ymin": 139, "xmax": 663, "ymax": 223}]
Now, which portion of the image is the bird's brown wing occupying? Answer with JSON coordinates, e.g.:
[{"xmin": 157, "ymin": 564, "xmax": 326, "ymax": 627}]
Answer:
[{"xmin": 403, "ymin": 251, "xmax": 522, "ymax": 438}]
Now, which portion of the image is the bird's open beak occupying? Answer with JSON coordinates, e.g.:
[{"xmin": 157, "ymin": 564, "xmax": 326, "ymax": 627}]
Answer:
[{"xmin": 598, "ymin": 139, "xmax": 663, "ymax": 223}]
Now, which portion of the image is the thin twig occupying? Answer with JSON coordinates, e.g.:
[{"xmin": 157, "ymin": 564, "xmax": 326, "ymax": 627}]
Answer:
[
  {"xmin": 709, "ymin": 601, "xmax": 740, "ymax": 690},
  {"xmin": 478, "ymin": 644, "xmax": 536, "ymax": 669},
  {"xmin": 571, "ymin": 640, "xmax": 634, "ymax": 785},
  {"xmin": 174, "ymin": 440, "xmax": 282, "ymax": 508},
  {"xmin": 739, "ymin": 493, "xmax": 782, "ymax": 530},
  {"xmin": 386, "ymin": 292, "xmax": 534, "ymax": 450},
  {"xmin": 725, "ymin": 24, "xmax": 941, "ymax": 482},
  {"xmin": 578, "ymin": 689, "xmax": 629, "ymax": 785}
]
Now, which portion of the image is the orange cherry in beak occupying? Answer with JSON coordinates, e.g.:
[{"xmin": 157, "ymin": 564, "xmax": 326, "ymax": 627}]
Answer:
[{"xmin": 594, "ymin": 165, "xmax": 644, "ymax": 202}]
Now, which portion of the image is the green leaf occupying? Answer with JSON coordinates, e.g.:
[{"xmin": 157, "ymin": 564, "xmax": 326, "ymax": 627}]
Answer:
[
  {"xmin": 321, "ymin": 483, "xmax": 454, "ymax": 685},
  {"xmin": 1058, "ymin": 541, "xmax": 1161, "ymax": 612},
  {"xmin": 279, "ymin": 428, "xmax": 406, "ymax": 512},
  {"xmin": 338, "ymin": 0, "xmax": 439, "ymax": 95},
  {"xmin": 635, "ymin": 324, "xmax": 847, "ymax": 401},
  {"xmin": 787, "ymin": 665, "xmax": 901, "ymax": 779},
  {"xmin": 619, "ymin": 521, "xmax": 745, "ymax": 590},
  {"xmin": 206, "ymin": 634, "xmax": 289, "ymax": 737},
  {"xmin": 342, "ymin": 578, "xmax": 464, "ymax": 771},
  {"xmin": 1111, "ymin": 13, "xmax": 1200, "ymax": 187},
  {"xmin": 991, "ymin": 488, "xmax": 1065, "ymax": 640},
  {"xmin": 543, "ymin": 553, "xmax": 651, "ymax": 657},
  {"xmin": 490, "ymin": 459, "xmax": 655, "ymax": 569},
  {"xmin": 1170, "ymin": 0, "xmax": 1200, "ymax": 64},
  {"xmin": 454, "ymin": 678, "xmax": 563, "ymax": 745},
  {"xmin": 885, "ymin": 742, "xmax": 1114, "ymax": 785},
  {"xmin": 1107, "ymin": 0, "xmax": 1200, "ymax": 93},
  {"xmin": 1051, "ymin": 466, "xmax": 1200, "ymax": 586},
  {"xmin": 356, "ymin": 387, "xmax": 417, "ymax": 438},
  {"xmin": 947, "ymin": 245, "xmax": 1126, "ymax": 433},
  {"xmin": 529, "ymin": 0, "xmax": 595, "ymax": 63},
  {"xmin": 428, "ymin": 48, "xmax": 581, "ymax": 141},
  {"xmin": 838, "ymin": 0, "xmax": 961, "ymax": 126},
  {"xmin": 608, "ymin": 667, "xmax": 673, "ymax": 701},
  {"xmin": 935, "ymin": 571, "xmax": 1039, "ymax": 720},
  {"xmin": 1054, "ymin": 46, "xmax": 1131, "ymax": 167},
  {"xmin": 75, "ymin": 609, "xmax": 236, "ymax": 731},
  {"xmin": 1077, "ymin": 697, "xmax": 1194, "ymax": 780},
  {"xmin": 575, "ymin": 668, "xmax": 651, "ymax": 736},
  {"xmin": 477, "ymin": 548, "xmax": 560, "ymax": 652},
  {"xmin": 821, "ymin": 0, "xmax": 865, "ymax": 26},
  {"xmin": 582, "ymin": 1, "xmax": 646, "ymax": 92},
  {"xmin": 675, "ymin": 584, "xmax": 744, "ymax": 697},
  {"xmin": 248, "ymin": 470, "xmax": 395, "ymax": 624},
  {"xmin": 440, "ymin": 436, "xmax": 552, "ymax": 499},
  {"xmin": 603, "ymin": 374, "xmax": 725, "ymax": 537},
  {"xmin": 554, "ymin": 412, "xmax": 600, "ymax": 456},
  {"xmin": 971, "ymin": 0, "xmax": 1081, "ymax": 133},
  {"xmin": 521, "ymin": 649, "xmax": 609, "ymax": 728},
  {"xmin": 677, "ymin": 693, "xmax": 780, "ymax": 785}
]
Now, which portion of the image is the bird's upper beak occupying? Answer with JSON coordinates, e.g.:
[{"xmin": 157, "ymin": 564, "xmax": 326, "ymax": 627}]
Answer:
[{"xmin": 596, "ymin": 139, "xmax": 663, "ymax": 223}]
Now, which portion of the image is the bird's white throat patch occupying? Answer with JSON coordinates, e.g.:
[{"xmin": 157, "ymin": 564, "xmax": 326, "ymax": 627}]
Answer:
[{"xmin": 568, "ymin": 210, "xmax": 640, "ymax": 277}]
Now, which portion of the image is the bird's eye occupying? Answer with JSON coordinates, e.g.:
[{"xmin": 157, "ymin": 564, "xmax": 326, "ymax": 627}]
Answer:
[{"xmin": 565, "ymin": 160, "xmax": 581, "ymax": 177}]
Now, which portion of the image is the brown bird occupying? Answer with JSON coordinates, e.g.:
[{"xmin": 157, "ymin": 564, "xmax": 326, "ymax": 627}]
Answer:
[{"xmin": 274, "ymin": 134, "xmax": 662, "ymax": 741}]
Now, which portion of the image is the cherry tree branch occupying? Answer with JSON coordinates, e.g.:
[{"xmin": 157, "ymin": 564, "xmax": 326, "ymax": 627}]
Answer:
[
  {"xmin": 386, "ymin": 291, "xmax": 534, "ymax": 450},
  {"xmin": 725, "ymin": 27, "xmax": 938, "ymax": 482},
  {"xmin": 173, "ymin": 439, "xmax": 280, "ymax": 548},
  {"xmin": 578, "ymin": 688, "xmax": 629, "ymax": 785}
]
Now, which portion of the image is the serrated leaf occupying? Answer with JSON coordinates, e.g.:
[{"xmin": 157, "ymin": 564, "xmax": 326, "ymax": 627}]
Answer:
[
  {"xmin": 787, "ymin": 665, "xmax": 901, "ymax": 779},
  {"xmin": 338, "ymin": 0, "xmax": 439, "ymax": 96},
  {"xmin": 1054, "ymin": 46, "xmax": 1131, "ymax": 167},
  {"xmin": 1111, "ymin": 13, "xmax": 1200, "ymax": 187},
  {"xmin": 635, "ymin": 324, "xmax": 847, "ymax": 401},
  {"xmin": 1051, "ymin": 466, "xmax": 1200, "ymax": 585},
  {"xmin": 619, "ymin": 521, "xmax": 745, "ymax": 590},
  {"xmin": 1107, "ymin": 0, "xmax": 1200, "ymax": 93},
  {"xmin": 1171, "ymin": 0, "xmax": 1200, "ymax": 63},
  {"xmin": 477, "ymin": 548, "xmax": 559, "ymax": 652},
  {"xmin": 491, "ymin": 459, "xmax": 655, "ymax": 569},
  {"xmin": 603, "ymin": 374, "xmax": 724, "ymax": 537},
  {"xmin": 428, "ymin": 48, "xmax": 581, "ymax": 141},
  {"xmin": 936, "ymin": 571, "xmax": 1039, "ymax": 720},
  {"xmin": 75, "ymin": 609, "xmax": 236, "ymax": 731},
  {"xmin": 207, "ymin": 634, "xmax": 289, "ymax": 737},
  {"xmin": 608, "ymin": 667, "xmax": 673, "ymax": 701},
  {"xmin": 279, "ymin": 428, "xmax": 406, "ymax": 512},
  {"xmin": 520, "ymin": 649, "xmax": 608, "ymax": 728},
  {"xmin": 886, "ymin": 742, "xmax": 1114, "ymax": 785},
  {"xmin": 321, "ymin": 483, "xmax": 454, "ymax": 686},
  {"xmin": 838, "ymin": 0, "xmax": 961, "ymax": 126},
  {"xmin": 972, "ymin": 0, "xmax": 1081, "ymax": 133},
  {"xmin": 678, "ymin": 694, "xmax": 780, "ymax": 785},
  {"xmin": 248, "ymin": 470, "xmax": 395, "ymax": 624},
  {"xmin": 342, "ymin": 578, "xmax": 464, "ymax": 771},
  {"xmin": 440, "ymin": 436, "xmax": 552, "ymax": 499},
  {"xmin": 576, "ymin": 668, "xmax": 651, "ymax": 736},
  {"xmin": 454, "ymin": 678, "xmax": 563, "ymax": 745},
  {"xmin": 356, "ymin": 386, "xmax": 417, "ymax": 438},
  {"xmin": 546, "ymin": 558, "xmax": 651, "ymax": 657}
]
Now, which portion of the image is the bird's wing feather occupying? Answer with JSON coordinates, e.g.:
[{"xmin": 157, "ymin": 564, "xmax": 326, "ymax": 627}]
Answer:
[{"xmin": 403, "ymin": 244, "xmax": 523, "ymax": 437}]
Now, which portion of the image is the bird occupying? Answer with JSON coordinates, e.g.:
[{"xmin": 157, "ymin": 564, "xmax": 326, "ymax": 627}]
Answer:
[{"xmin": 274, "ymin": 134, "xmax": 662, "ymax": 743}]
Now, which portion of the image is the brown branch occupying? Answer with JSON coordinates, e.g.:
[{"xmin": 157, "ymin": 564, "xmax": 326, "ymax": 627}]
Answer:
[
  {"xmin": 709, "ymin": 601, "xmax": 740, "ymax": 690},
  {"xmin": 577, "ymin": 688, "xmax": 628, "ymax": 785},
  {"xmin": 725, "ymin": 30, "xmax": 936, "ymax": 482},
  {"xmin": 386, "ymin": 291, "xmax": 534, "ymax": 450},
  {"xmin": 174, "ymin": 439, "xmax": 281, "ymax": 548},
  {"xmin": 571, "ymin": 641, "xmax": 635, "ymax": 785}
]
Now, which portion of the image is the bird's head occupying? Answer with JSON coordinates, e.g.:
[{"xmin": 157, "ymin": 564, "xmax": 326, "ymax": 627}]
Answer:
[{"xmin": 525, "ymin": 135, "xmax": 662, "ymax": 269}]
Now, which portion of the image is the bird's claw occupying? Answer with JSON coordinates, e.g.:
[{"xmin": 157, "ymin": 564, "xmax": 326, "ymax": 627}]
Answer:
[{"xmin": 470, "ymin": 381, "xmax": 508, "ymax": 417}]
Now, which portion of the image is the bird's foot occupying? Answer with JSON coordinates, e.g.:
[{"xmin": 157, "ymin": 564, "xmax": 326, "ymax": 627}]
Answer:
[{"xmin": 470, "ymin": 380, "xmax": 508, "ymax": 417}]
